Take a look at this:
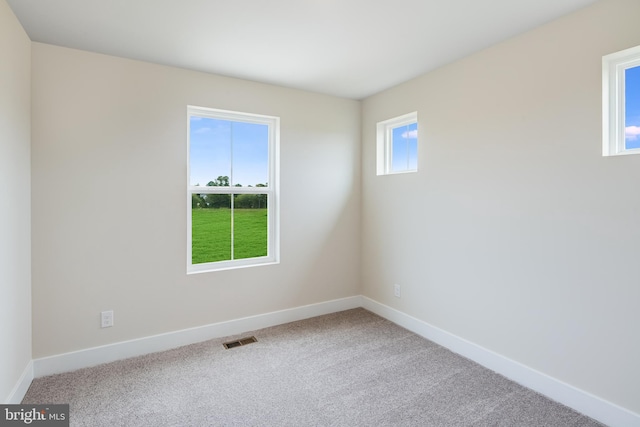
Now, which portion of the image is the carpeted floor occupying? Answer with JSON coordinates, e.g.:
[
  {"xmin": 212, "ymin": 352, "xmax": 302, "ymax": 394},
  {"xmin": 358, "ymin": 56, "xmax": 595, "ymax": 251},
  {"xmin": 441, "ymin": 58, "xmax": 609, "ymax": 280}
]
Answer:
[{"xmin": 23, "ymin": 308, "xmax": 604, "ymax": 426}]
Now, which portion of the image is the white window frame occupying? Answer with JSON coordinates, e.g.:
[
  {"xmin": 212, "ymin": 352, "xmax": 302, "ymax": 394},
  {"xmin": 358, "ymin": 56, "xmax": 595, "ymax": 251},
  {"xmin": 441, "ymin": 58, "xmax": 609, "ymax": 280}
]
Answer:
[
  {"xmin": 187, "ymin": 106, "xmax": 279, "ymax": 274},
  {"xmin": 603, "ymin": 44, "xmax": 640, "ymax": 156},
  {"xmin": 376, "ymin": 112, "xmax": 418, "ymax": 175}
]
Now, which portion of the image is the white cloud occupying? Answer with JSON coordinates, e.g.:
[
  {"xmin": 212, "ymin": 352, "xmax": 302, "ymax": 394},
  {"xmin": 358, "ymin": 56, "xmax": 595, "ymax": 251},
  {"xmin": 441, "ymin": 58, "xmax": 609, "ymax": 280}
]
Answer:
[
  {"xmin": 193, "ymin": 127, "xmax": 211, "ymax": 134},
  {"xmin": 402, "ymin": 129, "xmax": 418, "ymax": 139},
  {"xmin": 626, "ymin": 126, "xmax": 640, "ymax": 141}
]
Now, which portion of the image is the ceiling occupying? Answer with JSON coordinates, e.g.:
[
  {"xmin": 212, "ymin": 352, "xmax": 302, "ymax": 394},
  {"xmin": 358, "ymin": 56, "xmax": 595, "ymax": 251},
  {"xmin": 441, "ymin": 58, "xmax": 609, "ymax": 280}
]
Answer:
[{"xmin": 7, "ymin": 0, "xmax": 598, "ymax": 100}]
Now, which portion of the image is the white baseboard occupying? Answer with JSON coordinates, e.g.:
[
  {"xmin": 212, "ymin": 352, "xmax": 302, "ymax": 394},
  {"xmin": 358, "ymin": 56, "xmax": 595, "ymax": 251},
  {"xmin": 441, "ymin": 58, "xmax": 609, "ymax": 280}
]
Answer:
[
  {"xmin": 5, "ymin": 361, "xmax": 34, "ymax": 404},
  {"xmin": 34, "ymin": 295, "xmax": 363, "ymax": 378},
  {"xmin": 361, "ymin": 296, "xmax": 640, "ymax": 427},
  {"xmin": 26, "ymin": 294, "xmax": 640, "ymax": 427}
]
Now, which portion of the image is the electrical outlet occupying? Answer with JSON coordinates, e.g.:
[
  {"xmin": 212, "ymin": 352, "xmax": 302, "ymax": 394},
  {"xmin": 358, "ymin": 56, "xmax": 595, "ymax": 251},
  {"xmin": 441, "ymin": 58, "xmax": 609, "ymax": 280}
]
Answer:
[
  {"xmin": 101, "ymin": 310, "xmax": 114, "ymax": 328},
  {"xmin": 393, "ymin": 284, "xmax": 401, "ymax": 298}
]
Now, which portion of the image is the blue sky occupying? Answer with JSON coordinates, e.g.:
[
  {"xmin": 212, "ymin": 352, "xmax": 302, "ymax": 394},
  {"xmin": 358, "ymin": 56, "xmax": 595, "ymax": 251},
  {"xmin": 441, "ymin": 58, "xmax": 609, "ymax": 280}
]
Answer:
[
  {"xmin": 391, "ymin": 122, "xmax": 418, "ymax": 172},
  {"xmin": 190, "ymin": 117, "xmax": 269, "ymax": 187},
  {"xmin": 626, "ymin": 65, "xmax": 640, "ymax": 149}
]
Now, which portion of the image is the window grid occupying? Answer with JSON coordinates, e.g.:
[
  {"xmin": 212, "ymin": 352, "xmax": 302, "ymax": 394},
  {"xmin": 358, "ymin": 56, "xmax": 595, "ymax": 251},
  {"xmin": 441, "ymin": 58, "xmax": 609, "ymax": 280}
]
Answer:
[
  {"xmin": 603, "ymin": 45, "xmax": 640, "ymax": 156},
  {"xmin": 377, "ymin": 112, "xmax": 418, "ymax": 175},
  {"xmin": 187, "ymin": 106, "xmax": 279, "ymax": 273}
]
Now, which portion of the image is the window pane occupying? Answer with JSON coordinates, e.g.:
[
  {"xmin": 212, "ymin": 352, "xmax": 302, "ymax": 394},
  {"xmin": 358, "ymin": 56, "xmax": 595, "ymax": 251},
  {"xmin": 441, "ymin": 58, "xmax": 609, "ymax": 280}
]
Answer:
[
  {"xmin": 626, "ymin": 65, "xmax": 640, "ymax": 149},
  {"xmin": 188, "ymin": 106, "xmax": 278, "ymax": 272},
  {"xmin": 191, "ymin": 194, "xmax": 232, "ymax": 264},
  {"xmin": 233, "ymin": 194, "xmax": 268, "ymax": 260},
  {"xmin": 189, "ymin": 117, "xmax": 231, "ymax": 187},
  {"xmin": 391, "ymin": 122, "xmax": 418, "ymax": 172},
  {"xmin": 231, "ymin": 122, "xmax": 269, "ymax": 187}
]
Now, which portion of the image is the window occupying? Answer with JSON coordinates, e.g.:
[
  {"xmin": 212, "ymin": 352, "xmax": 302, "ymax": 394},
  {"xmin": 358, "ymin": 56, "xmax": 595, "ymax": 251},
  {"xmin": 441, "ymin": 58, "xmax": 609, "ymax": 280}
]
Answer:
[
  {"xmin": 603, "ymin": 44, "xmax": 640, "ymax": 156},
  {"xmin": 376, "ymin": 112, "xmax": 418, "ymax": 175},
  {"xmin": 187, "ymin": 106, "xmax": 279, "ymax": 273}
]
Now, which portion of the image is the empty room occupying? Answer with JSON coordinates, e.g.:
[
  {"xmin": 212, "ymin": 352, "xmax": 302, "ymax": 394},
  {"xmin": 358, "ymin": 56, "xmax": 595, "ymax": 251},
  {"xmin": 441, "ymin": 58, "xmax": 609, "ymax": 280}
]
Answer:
[{"xmin": 1, "ymin": 0, "xmax": 639, "ymax": 425}]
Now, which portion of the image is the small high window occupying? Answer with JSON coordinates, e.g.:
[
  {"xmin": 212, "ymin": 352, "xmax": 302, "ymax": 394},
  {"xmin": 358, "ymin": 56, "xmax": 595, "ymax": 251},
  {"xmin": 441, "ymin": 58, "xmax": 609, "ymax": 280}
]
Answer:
[
  {"xmin": 187, "ymin": 106, "xmax": 279, "ymax": 273},
  {"xmin": 603, "ymin": 45, "xmax": 640, "ymax": 156},
  {"xmin": 376, "ymin": 112, "xmax": 418, "ymax": 175}
]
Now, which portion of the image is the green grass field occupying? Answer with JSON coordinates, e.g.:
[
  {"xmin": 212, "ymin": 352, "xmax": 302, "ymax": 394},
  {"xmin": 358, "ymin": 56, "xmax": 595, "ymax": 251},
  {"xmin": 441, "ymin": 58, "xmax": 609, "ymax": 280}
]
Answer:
[{"xmin": 192, "ymin": 208, "xmax": 267, "ymax": 264}]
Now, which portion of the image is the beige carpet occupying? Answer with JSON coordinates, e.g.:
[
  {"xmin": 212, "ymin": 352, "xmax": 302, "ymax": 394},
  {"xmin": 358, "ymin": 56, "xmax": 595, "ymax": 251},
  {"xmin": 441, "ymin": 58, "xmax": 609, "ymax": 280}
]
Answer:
[{"xmin": 23, "ymin": 308, "xmax": 603, "ymax": 426}]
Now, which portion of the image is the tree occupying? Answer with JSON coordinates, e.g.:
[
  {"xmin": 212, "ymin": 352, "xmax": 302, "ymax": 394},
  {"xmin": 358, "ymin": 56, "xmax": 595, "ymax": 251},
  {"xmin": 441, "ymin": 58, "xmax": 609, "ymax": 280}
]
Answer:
[
  {"xmin": 202, "ymin": 177, "xmax": 231, "ymax": 208},
  {"xmin": 207, "ymin": 176, "xmax": 229, "ymax": 187},
  {"xmin": 204, "ymin": 194, "xmax": 231, "ymax": 208},
  {"xmin": 192, "ymin": 194, "xmax": 206, "ymax": 208},
  {"xmin": 234, "ymin": 193, "xmax": 267, "ymax": 209}
]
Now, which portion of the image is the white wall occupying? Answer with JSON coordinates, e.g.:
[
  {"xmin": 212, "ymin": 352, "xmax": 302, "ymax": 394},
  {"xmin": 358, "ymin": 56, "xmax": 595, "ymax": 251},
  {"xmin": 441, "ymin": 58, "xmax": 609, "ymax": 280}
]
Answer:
[
  {"xmin": 362, "ymin": 0, "xmax": 640, "ymax": 415},
  {"xmin": 0, "ymin": 0, "xmax": 32, "ymax": 403},
  {"xmin": 31, "ymin": 43, "xmax": 361, "ymax": 358}
]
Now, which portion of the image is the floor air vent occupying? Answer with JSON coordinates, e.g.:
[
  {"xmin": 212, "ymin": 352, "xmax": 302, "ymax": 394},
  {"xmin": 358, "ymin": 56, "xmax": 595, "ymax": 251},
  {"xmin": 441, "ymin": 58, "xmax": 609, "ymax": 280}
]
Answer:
[{"xmin": 223, "ymin": 336, "xmax": 257, "ymax": 349}]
